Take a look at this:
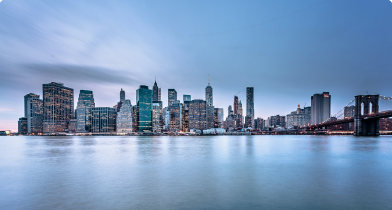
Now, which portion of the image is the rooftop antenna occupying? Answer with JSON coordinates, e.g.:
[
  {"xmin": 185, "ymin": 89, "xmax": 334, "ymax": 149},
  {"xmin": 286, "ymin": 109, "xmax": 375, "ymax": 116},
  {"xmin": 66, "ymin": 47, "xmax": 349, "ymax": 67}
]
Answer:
[{"xmin": 208, "ymin": 74, "xmax": 210, "ymax": 86}]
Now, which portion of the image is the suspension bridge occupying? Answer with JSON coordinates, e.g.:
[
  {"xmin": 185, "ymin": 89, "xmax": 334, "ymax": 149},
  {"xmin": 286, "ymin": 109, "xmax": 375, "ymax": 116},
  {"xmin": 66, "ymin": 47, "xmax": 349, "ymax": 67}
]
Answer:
[{"xmin": 306, "ymin": 94, "xmax": 392, "ymax": 136}]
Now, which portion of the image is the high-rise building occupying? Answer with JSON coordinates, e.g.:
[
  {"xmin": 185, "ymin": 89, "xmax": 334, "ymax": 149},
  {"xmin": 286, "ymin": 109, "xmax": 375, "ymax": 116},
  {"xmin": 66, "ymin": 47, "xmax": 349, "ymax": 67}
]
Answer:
[
  {"xmin": 24, "ymin": 93, "xmax": 39, "ymax": 118},
  {"xmin": 205, "ymin": 77, "xmax": 213, "ymax": 106},
  {"xmin": 42, "ymin": 82, "xmax": 74, "ymax": 133},
  {"xmin": 344, "ymin": 106, "xmax": 355, "ymax": 118},
  {"xmin": 244, "ymin": 116, "xmax": 253, "ymax": 128},
  {"xmin": 153, "ymin": 79, "xmax": 160, "ymax": 102},
  {"xmin": 91, "ymin": 107, "xmax": 117, "ymax": 133},
  {"xmin": 168, "ymin": 89, "xmax": 177, "ymax": 107},
  {"xmin": 116, "ymin": 99, "xmax": 133, "ymax": 134},
  {"xmin": 76, "ymin": 90, "xmax": 95, "ymax": 133},
  {"xmin": 311, "ymin": 92, "xmax": 331, "ymax": 124},
  {"xmin": 254, "ymin": 118, "xmax": 264, "ymax": 131},
  {"xmin": 18, "ymin": 117, "xmax": 28, "ymax": 135},
  {"xmin": 168, "ymin": 103, "xmax": 182, "ymax": 131},
  {"xmin": 246, "ymin": 87, "xmax": 254, "ymax": 127},
  {"xmin": 136, "ymin": 85, "xmax": 153, "ymax": 132},
  {"xmin": 214, "ymin": 108, "xmax": 224, "ymax": 128},
  {"xmin": 238, "ymin": 100, "xmax": 243, "ymax": 116},
  {"xmin": 286, "ymin": 104, "xmax": 311, "ymax": 128},
  {"xmin": 205, "ymin": 77, "xmax": 214, "ymax": 129},
  {"xmin": 183, "ymin": 94, "xmax": 191, "ymax": 102},
  {"xmin": 26, "ymin": 96, "xmax": 43, "ymax": 134},
  {"xmin": 120, "ymin": 88, "xmax": 125, "ymax": 102},
  {"xmin": 162, "ymin": 107, "xmax": 170, "ymax": 130},
  {"xmin": 228, "ymin": 105, "xmax": 233, "ymax": 116},
  {"xmin": 234, "ymin": 96, "xmax": 239, "ymax": 115},
  {"xmin": 188, "ymin": 99, "xmax": 207, "ymax": 130},
  {"xmin": 152, "ymin": 101, "xmax": 163, "ymax": 132}
]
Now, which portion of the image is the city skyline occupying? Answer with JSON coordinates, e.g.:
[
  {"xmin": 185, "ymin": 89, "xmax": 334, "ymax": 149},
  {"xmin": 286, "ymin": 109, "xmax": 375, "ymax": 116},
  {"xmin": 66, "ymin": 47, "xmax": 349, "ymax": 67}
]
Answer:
[{"xmin": 1, "ymin": 0, "xmax": 392, "ymax": 131}]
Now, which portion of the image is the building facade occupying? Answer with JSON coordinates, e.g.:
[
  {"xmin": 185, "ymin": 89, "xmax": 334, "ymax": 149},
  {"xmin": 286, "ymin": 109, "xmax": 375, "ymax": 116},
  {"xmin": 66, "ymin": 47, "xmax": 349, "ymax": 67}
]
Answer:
[
  {"xmin": 136, "ymin": 85, "xmax": 153, "ymax": 132},
  {"xmin": 183, "ymin": 94, "xmax": 191, "ymax": 102},
  {"xmin": 188, "ymin": 99, "xmax": 207, "ymax": 130},
  {"xmin": 311, "ymin": 92, "xmax": 331, "ymax": 125},
  {"xmin": 18, "ymin": 117, "xmax": 28, "ymax": 135},
  {"xmin": 42, "ymin": 82, "xmax": 74, "ymax": 133},
  {"xmin": 26, "ymin": 97, "xmax": 43, "ymax": 134},
  {"xmin": 91, "ymin": 107, "xmax": 117, "ymax": 133},
  {"xmin": 168, "ymin": 89, "xmax": 177, "ymax": 107},
  {"xmin": 117, "ymin": 99, "xmax": 133, "ymax": 134},
  {"xmin": 152, "ymin": 101, "xmax": 162, "ymax": 132},
  {"xmin": 344, "ymin": 106, "xmax": 355, "ymax": 118},
  {"xmin": 168, "ymin": 103, "xmax": 182, "ymax": 132},
  {"xmin": 24, "ymin": 93, "xmax": 39, "ymax": 118},
  {"xmin": 246, "ymin": 87, "xmax": 254, "ymax": 127},
  {"xmin": 76, "ymin": 90, "xmax": 95, "ymax": 133},
  {"xmin": 286, "ymin": 104, "xmax": 311, "ymax": 128},
  {"xmin": 214, "ymin": 108, "xmax": 224, "ymax": 128}
]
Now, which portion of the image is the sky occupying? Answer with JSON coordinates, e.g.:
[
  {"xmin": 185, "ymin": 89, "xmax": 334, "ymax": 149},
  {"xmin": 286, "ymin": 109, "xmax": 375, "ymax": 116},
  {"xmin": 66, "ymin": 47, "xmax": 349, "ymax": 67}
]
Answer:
[{"xmin": 1, "ymin": 0, "xmax": 392, "ymax": 131}]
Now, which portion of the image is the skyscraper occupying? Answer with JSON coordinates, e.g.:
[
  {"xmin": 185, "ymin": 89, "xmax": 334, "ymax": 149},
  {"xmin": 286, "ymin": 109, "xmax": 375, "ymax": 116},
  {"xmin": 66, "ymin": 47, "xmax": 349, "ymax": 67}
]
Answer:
[
  {"xmin": 246, "ymin": 87, "xmax": 254, "ymax": 127},
  {"xmin": 24, "ymin": 93, "xmax": 39, "ymax": 118},
  {"xmin": 188, "ymin": 99, "xmax": 207, "ymax": 130},
  {"xmin": 76, "ymin": 90, "xmax": 95, "ymax": 133},
  {"xmin": 136, "ymin": 85, "xmax": 153, "ymax": 132},
  {"xmin": 116, "ymin": 99, "xmax": 133, "ymax": 134},
  {"xmin": 153, "ymin": 79, "xmax": 160, "ymax": 101},
  {"xmin": 205, "ymin": 76, "xmax": 214, "ymax": 128},
  {"xmin": 228, "ymin": 105, "xmax": 233, "ymax": 116},
  {"xmin": 26, "ymin": 96, "xmax": 43, "ymax": 134},
  {"xmin": 42, "ymin": 82, "xmax": 74, "ymax": 133},
  {"xmin": 205, "ymin": 76, "xmax": 213, "ymax": 106},
  {"xmin": 311, "ymin": 92, "xmax": 331, "ymax": 124},
  {"xmin": 18, "ymin": 117, "xmax": 27, "ymax": 135},
  {"xmin": 168, "ymin": 103, "xmax": 182, "ymax": 131},
  {"xmin": 152, "ymin": 101, "xmax": 162, "ymax": 132},
  {"xmin": 214, "ymin": 108, "xmax": 224, "ymax": 128},
  {"xmin": 91, "ymin": 107, "xmax": 117, "ymax": 133},
  {"xmin": 168, "ymin": 89, "xmax": 177, "ymax": 107},
  {"xmin": 120, "ymin": 88, "xmax": 125, "ymax": 102},
  {"xmin": 234, "ymin": 96, "xmax": 239, "ymax": 115},
  {"xmin": 183, "ymin": 94, "xmax": 191, "ymax": 102}
]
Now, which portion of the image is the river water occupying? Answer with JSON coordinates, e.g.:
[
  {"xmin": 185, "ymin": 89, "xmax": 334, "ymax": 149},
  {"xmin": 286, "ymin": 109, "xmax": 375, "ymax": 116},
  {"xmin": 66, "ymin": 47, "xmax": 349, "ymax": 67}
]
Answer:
[{"xmin": 0, "ymin": 135, "xmax": 391, "ymax": 210}]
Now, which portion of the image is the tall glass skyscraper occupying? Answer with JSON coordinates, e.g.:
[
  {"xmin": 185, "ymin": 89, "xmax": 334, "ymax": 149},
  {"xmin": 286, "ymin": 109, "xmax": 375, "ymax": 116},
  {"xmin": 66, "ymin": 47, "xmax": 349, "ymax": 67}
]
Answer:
[
  {"xmin": 120, "ymin": 88, "xmax": 125, "ymax": 102},
  {"xmin": 311, "ymin": 92, "xmax": 331, "ymax": 125},
  {"xmin": 152, "ymin": 101, "xmax": 162, "ymax": 132},
  {"xmin": 42, "ymin": 82, "xmax": 74, "ymax": 133},
  {"xmin": 76, "ymin": 90, "xmax": 95, "ymax": 133},
  {"xmin": 136, "ymin": 85, "xmax": 153, "ymax": 132},
  {"xmin": 205, "ymin": 78, "xmax": 214, "ymax": 129},
  {"xmin": 24, "ymin": 93, "xmax": 39, "ymax": 118},
  {"xmin": 153, "ymin": 79, "xmax": 161, "ymax": 102},
  {"xmin": 168, "ymin": 89, "xmax": 177, "ymax": 107},
  {"xmin": 233, "ymin": 96, "xmax": 239, "ymax": 115}
]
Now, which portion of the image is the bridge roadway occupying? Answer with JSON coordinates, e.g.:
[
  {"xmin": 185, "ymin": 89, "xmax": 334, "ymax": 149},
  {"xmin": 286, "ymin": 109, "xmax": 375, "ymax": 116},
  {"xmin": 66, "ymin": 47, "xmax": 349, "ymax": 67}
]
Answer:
[{"xmin": 307, "ymin": 109, "xmax": 392, "ymax": 129}]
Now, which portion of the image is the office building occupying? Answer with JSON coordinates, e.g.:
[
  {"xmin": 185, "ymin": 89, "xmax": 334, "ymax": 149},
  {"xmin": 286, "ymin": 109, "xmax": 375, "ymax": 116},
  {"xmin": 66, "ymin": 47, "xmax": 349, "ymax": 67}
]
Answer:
[
  {"xmin": 91, "ymin": 107, "xmax": 117, "ymax": 133},
  {"xmin": 117, "ymin": 99, "xmax": 134, "ymax": 134},
  {"xmin": 254, "ymin": 118, "xmax": 264, "ymax": 131},
  {"xmin": 24, "ymin": 93, "xmax": 39, "ymax": 118},
  {"xmin": 228, "ymin": 105, "xmax": 233, "ymax": 116},
  {"xmin": 286, "ymin": 104, "xmax": 311, "ymax": 128},
  {"xmin": 153, "ymin": 79, "xmax": 161, "ymax": 102},
  {"xmin": 115, "ymin": 89, "xmax": 125, "ymax": 112},
  {"xmin": 42, "ymin": 82, "xmax": 74, "ymax": 133},
  {"xmin": 168, "ymin": 103, "xmax": 182, "ymax": 131},
  {"xmin": 25, "ymin": 94, "xmax": 43, "ymax": 134},
  {"xmin": 136, "ymin": 85, "xmax": 153, "ymax": 132},
  {"xmin": 18, "ymin": 117, "xmax": 28, "ymax": 135},
  {"xmin": 168, "ymin": 89, "xmax": 177, "ymax": 107},
  {"xmin": 234, "ymin": 96, "xmax": 239, "ymax": 115},
  {"xmin": 311, "ymin": 92, "xmax": 331, "ymax": 124},
  {"xmin": 162, "ymin": 107, "xmax": 170, "ymax": 130},
  {"xmin": 188, "ymin": 99, "xmax": 207, "ymax": 130},
  {"xmin": 214, "ymin": 108, "xmax": 224, "ymax": 128},
  {"xmin": 183, "ymin": 94, "xmax": 191, "ymax": 102},
  {"xmin": 76, "ymin": 90, "xmax": 95, "ymax": 133},
  {"xmin": 152, "ymin": 101, "xmax": 163, "ymax": 132},
  {"xmin": 244, "ymin": 116, "xmax": 253, "ymax": 128}
]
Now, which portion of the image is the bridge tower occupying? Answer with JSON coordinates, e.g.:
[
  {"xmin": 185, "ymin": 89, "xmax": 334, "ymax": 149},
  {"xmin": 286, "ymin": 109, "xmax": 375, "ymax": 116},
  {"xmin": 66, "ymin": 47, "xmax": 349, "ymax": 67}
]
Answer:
[{"xmin": 354, "ymin": 95, "xmax": 379, "ymax": 136}]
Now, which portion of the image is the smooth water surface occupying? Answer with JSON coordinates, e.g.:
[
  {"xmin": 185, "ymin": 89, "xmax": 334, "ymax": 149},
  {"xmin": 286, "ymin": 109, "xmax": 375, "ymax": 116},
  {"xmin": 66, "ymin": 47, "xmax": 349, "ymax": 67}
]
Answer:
[{"xmin": 0, "ymin": 135, "xmax": 392, "ymax": 210}]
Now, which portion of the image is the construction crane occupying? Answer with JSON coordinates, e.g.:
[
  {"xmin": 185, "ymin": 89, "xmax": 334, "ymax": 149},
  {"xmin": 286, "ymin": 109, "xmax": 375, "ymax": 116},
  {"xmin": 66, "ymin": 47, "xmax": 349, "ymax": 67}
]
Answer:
[{"xmin": 235, "ymin": 91, "xmax": 240, "ymax": 96}]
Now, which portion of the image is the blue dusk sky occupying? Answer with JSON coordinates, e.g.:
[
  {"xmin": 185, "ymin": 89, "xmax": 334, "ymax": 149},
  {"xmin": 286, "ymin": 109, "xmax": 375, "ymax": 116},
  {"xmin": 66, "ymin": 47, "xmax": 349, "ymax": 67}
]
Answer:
[{"xmin": 1, "ymin": 0, "xmax": 392, "ymax": 131}]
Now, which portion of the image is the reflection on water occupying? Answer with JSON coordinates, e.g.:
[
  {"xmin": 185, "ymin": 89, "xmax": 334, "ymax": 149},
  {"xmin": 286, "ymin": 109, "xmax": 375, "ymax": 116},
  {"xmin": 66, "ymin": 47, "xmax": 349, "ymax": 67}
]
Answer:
[{"xmin": 0, "ymin": 135, "xmax": 391, "ymax": 210}]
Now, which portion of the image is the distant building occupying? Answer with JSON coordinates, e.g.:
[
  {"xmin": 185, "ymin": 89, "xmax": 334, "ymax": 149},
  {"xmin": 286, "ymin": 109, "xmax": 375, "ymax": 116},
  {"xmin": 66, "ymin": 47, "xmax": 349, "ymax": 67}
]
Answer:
[
  {"xmin": 268, "ymin": 115, "xmax": 285, "ymax": 128},
  {"xmin": 244, "ymin": 116, "xmax": 253, "ymax": 128},
  {"xmin": 254, "ymin": 118, "xmax": 264, "ymax": 131},
  {"xmin": 117, "ymin": 99, "xmax": 134, "ymax": 134},
  {"xmin": 91, "ymin": 107, "xmax": 117, "ymax": 133},
  {"xmin": 168, "ymin": 103, "xmax": 182, "ymax": 131},
  {"xmin": 311, "ymin": 92, "xmax": 331, "ymax": 124},
  {"xmin": 286, "ymin": 104, "xmax": 311, "ymax": 128},
  {"xmin": 24, "ymin": 93, "xmax": 39, "ymax": 118},
  {"xmin": 228, "ymin": 105, "xmax": 233, "ymax": 116},
  {"xmin": 136, "ymin": 85, "xmax": 153, "ymax": 132},
  {"xmin": 25, "ymin": 94, "xmax": 43, "ymax": 134},
  {"xmin": 162, "ymin": 107, "xmax": 170, "ymax": 130},
  {"xmin": 76, "ymin": 90, "xmax": 95, "ymax": 133},
  {"xmin": 214, "ymin": 108, "xmax": 224, "ymax": 128},
  {"xmin": 182, "ymin": 100, "xmax": 191, "ymax": 132},
  {"xmin": 188, "ymin": 99, "xmax": 207, "ymax": 130},
  {"xmin": 115, "ymin": 89, "xmax": 125, "ymax": 112},
  {"xmin": 68, "ymin": 119, "xmax": 77, "ymax": 133},
  {"xmin": 183, "ymin": 94, "xmax": 191, "ymax": 102},
  {"xmin": 42, "ymin": 82, "xmax": 74, "ymax": 133},
  {"xmin": 168, "ymin": 89, "xmax": 177, "ymax": 107},
  {"xmin": 18, "ymin": 117, "xmax": 28, "ymax": 135},
  {"xmin": 246, "ymin": 87, "xmax": 254, "ymax": 127},
  {"xmin": 380, "ymin": 118, "xmax": 392, "ymax": 131},
  {"xmin": 234, "ymin": 96, "xmax": 239, "ymax": 115},
  {"xmin": 152, "ymin": 101, "xmax": 163, "ymax": 132},
  {"xmin": 153, "ymin": 79, "xmax": 161, "ymax": 102},
  {"xmin": 344, "ymin": 106, "xmax": 355, "ymax": 118}
]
